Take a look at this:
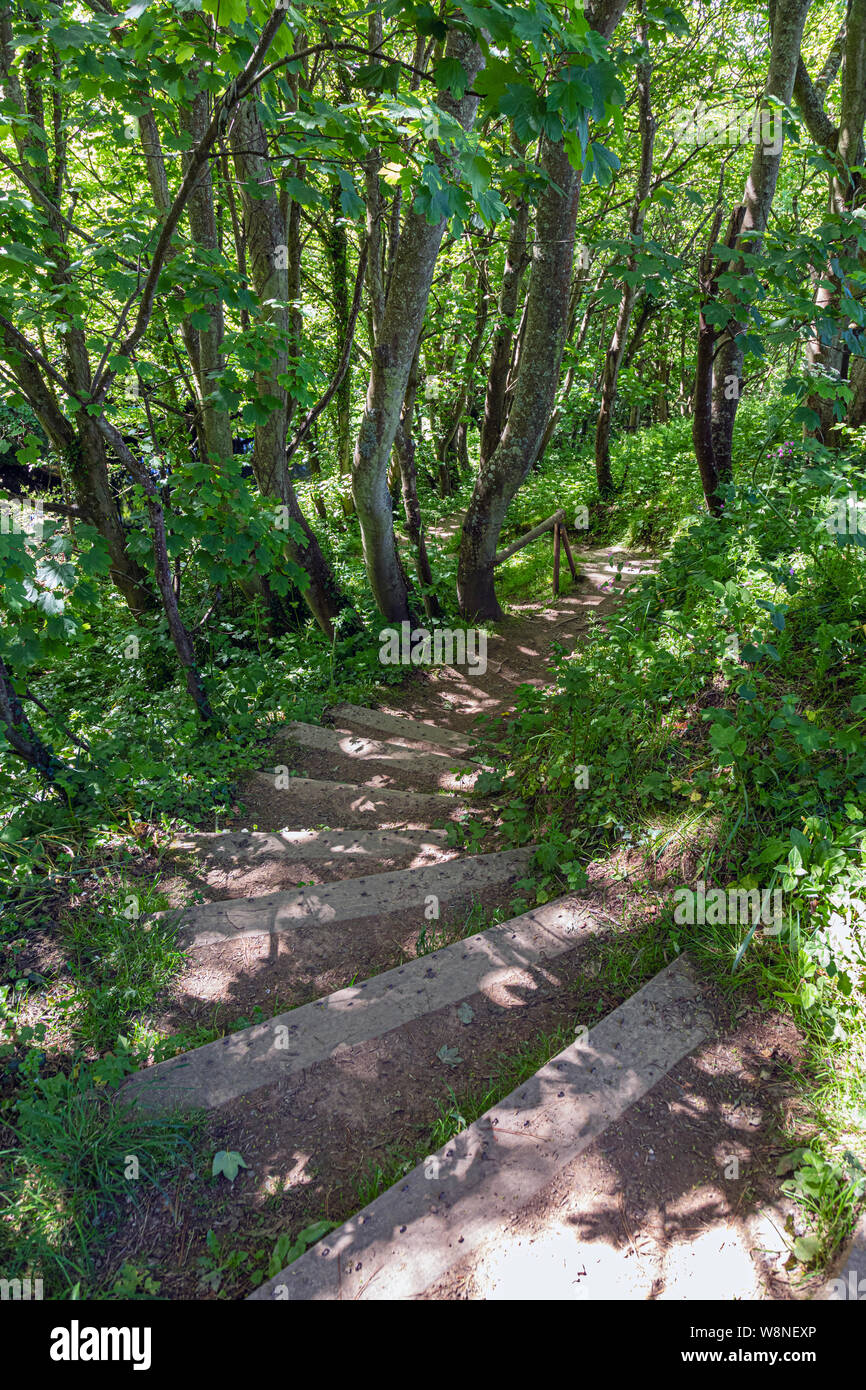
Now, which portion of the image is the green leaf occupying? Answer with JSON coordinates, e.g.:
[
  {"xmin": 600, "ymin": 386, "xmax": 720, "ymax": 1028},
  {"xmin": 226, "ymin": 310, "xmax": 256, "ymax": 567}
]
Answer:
[
  {"xmin": 204, "ymin": 0, "xmax": 247, "ymax": 23},
  {"xmin": 499, "ymin": 83, "xmax": 543, "ymax": 142},
  {"xmin": 583, "ymin": 142, "xmax": 621, "ymax": 188},
  {"xmin": 283, "ymin": 176, "xmax": 324, "ymax": 209},
  {"xmin": 266, "ymin": 1220, "xmax": 335, "ymax": 1279},
  {"xmin": 336, "ymin": 169, "xmax": 364, "ymax": 221},
  {"xmin": 212, "ymin": 1150, "xmax": 249, "ymax": 1183},
  {"xmin": 548, "ymin": 70, "xmax": 593, "ymax": 127},
  {"xmin": 792, "ymin": 1234, "xmax": 821, "ymax": 1264},
  {"xmin": 433, "ymin": 58, "xmax": 468, "ymax": 99},
  {"xmin": 436, "ymin": 1044, "xmax": 462, "ymax": 1068}
]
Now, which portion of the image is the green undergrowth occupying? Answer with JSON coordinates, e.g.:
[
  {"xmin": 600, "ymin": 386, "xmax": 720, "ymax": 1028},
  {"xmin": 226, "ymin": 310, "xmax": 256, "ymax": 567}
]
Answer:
[
  {"xmin": 0, "ymin": 1042, "xmax": 201, "ymax": 1296},
  {"xmin": 482, "ymin": 424, "xmax": 866, "ymax": 1273}
]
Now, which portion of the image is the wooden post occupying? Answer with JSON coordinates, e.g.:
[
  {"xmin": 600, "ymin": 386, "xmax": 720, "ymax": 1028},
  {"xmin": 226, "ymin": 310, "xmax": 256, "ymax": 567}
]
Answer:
[
  {"xmin": 560, "ymin": 522, "xmax": 578, "ymax": 580},
  {"xmin": 553, "ymin": 519, "xmax": 561, "ymax": 596}
]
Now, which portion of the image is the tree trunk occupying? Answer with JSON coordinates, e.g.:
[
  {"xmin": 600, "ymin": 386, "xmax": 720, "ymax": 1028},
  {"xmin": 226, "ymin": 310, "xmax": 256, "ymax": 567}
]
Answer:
[
  {"xmin": 352, "ymin": 29, "xmax": 485, "ymax": 621},
  {"xmin": 595, "ymin": 8, "xmax": 655, "ymax": 494},
  {"xmin": 849, "ymin": 352, "xmax": 866, "ymax": 427},
  {"xmin": 0, "ymin": 12, "xmax": 153, "ymax": 617},
  {"xmin": 703, "ymin": 0, "xmax": 812, "ymax": 494},
  {"xmin": 457, "ymin": 0, "xmax": 632, "ymax": 618},
  {"xmin": 458, "ymin": 137, "xmax": 584, "ymax": 619},
  {"xmin": 98, "ymin": 420, "xmax": 215, "ymax": 722},
  {"xmin": 799, "ymin": 0, "xmax": 866, "ymax": 440},
  {"xmin": 229, "ymin": 97, "xmax": 358, "ymax": 637},
  {"xmin": 393, "ymin": 347, "xmax": 440, "ymax": 618},
  {"xmin": 325, "ymin": 183, "xmax": 353, "ymax": 475},
  {"xmin": 0, "ymin": 653, "xmax": 73, "ymax": 789},
  {"xmin": 480, "ymin": 199, "xmax": 530, "ymax": 468},
  {"xmin": 436, "ymin": 261, "xmax": 490, "ymax": 477},
  {"xmin": 179, "ymin": 90, "xmax": 234, "ymax": 466}
]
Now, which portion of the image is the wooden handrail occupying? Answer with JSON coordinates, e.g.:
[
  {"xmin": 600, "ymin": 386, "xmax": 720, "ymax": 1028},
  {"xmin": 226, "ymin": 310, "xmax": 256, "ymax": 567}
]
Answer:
[{"xmin": 493, "ymin": 509, "xmax": 566, "ymax": 567}]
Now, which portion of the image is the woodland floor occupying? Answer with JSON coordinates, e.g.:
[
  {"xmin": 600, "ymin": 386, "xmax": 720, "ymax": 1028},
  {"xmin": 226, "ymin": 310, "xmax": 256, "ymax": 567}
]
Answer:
[{"xmin": 84, "ymin": 541, "xmax": 824, "ymax": 1301}]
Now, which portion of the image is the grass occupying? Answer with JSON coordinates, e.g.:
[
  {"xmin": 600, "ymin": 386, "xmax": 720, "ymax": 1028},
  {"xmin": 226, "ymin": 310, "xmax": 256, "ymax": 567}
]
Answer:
[
  {"xmin": 58, "ymin": 880, "xmax": 186, "ymax": 1054},
  {"xmin": 0, "ymin": 1057, "xmax": 201, "ymax": 1295}
]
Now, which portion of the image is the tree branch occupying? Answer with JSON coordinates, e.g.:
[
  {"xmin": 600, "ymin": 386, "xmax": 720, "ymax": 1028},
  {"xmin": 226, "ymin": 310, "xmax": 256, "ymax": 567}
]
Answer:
[{"xmin": 286, "ymin": 243, "xmax": 368, "ymax": 462}]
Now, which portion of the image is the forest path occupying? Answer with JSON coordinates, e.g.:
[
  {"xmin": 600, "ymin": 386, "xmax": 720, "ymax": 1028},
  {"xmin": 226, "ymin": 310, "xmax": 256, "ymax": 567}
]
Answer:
[
  {"xmin": 384, "ymin": 543, "xmax": 656, "ymax": 734},
  {"xmin": 123, "ymin": 542, "xmax": 805, "ymax": 1302},
  {"xmin": 155, "ymin": 542, "xmax": 656, "ymax": 1030}
]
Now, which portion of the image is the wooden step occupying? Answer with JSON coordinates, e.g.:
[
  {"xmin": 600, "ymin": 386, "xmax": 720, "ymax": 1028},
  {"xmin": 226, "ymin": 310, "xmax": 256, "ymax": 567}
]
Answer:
[
  {"xmin": 274, "ymin": 722, "xmax": 481, "ymax": 792},
  {"xmin": 167, "ymin": 827, "xmax": 455, "ymax": 889},
  {"xmin": 125, "ymin": 888, "xmax": 600, "ymax": 1113},
  {"xmin": 249, "ymin": 956, "xmax": 714, "ymax": 1301},
  {"xmin": 165, "ymin": 847, "xmax": 535, "ymax": 948},
  {"xmin": 325, "ymin": 703, "xmax": 477, "ymax": 757},
  {"xmin": 242, "ymin": 774, "xmax": 469, "ymax": 831}
]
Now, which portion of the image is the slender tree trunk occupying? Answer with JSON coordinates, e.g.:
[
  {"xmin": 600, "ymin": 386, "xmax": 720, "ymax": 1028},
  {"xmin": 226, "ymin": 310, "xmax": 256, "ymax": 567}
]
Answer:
[
  {"xmin": 480, "ymin": 198, "xmax": 530, "ymax": 470},
  {"xmin": 179, "ymin": 90, "xmax": 234, "ymax": 466},
  {"xmin": 533, "ymin": 255, "xmax": 598, "ymax": 469},
  {"xmin": 325, "ymin": 183, "xmax": 353, "ymax": 475},
  {"xmin": 458, "ymin": 138, "xmax": 584, "ymax": 619},
  {"xmin": 595, "ymin": 8, "xmax": 655, "ymax": 494},
  {"xmin": 693, "ymin": 205, "xmax": 733, "ymax": 513},
  {"xmin": 457, "ymin": 0, "xmax": 632, "ymax": 618},
  {"xmin": 437, "ymin": 262, "xmax": 490, "ymax": 476},
  {"xmin": 703, "ymin": 0, "xmax": 812, "ymax": 495},
  {"xmin": 352, "ymin": 29, "xmax": 485, "ymax": 621},
  {"xmin": 229, "ymin": 97, "xmax": 358, "ymax": 637},
  {"xmin": 393, "ymin": 347, "xmax": 440, "ymax": 618},
  {"xmin": 0, "ymin": 653, "xmax": 73, "ymax": 788},
  {"xmin": 98, "ymin": 421, "xmax": 215, "ymax": 722},
  {"xmin": 799, "ymin": 0, "xmax": 866, "ymax": 440},
  {"xmin": 137, "ymin": 108, "xmax": 205, "ymax": 440}
]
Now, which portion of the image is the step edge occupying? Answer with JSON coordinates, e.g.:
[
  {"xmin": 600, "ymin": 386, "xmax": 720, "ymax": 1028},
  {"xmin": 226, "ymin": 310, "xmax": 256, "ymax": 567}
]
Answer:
[
  {"xmin": 248, "ymin": 953, "xmax": 714, "ymax": 1301},
  {"xmin": 124, "ymin": 885, "xmax": 597, "ymax": 1113},
  {"xmin": 166, "ymin": 847, "xmax": 537, "ymax": 945}
]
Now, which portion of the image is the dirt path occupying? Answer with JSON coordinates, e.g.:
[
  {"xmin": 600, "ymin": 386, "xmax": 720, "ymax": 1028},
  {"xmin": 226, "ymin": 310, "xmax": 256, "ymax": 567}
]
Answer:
[{"xmin": 383, "ymin": 545, "xmax": 656, "ymax": 735}]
